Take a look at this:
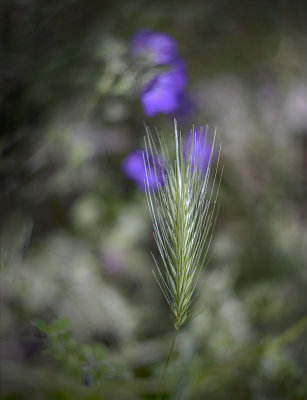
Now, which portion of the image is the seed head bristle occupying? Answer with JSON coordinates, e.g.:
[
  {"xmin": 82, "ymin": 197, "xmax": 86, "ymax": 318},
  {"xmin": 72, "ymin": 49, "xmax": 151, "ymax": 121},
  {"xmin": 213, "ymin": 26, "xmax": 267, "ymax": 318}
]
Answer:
[{"xmin": 144, "ymin": 120, "xmax": 222, "ymax": 329}]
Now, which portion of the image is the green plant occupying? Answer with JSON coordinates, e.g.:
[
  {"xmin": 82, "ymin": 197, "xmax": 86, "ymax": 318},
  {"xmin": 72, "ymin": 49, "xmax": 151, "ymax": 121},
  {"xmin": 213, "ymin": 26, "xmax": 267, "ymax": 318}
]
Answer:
[
  {"xmin": 33, "ymin": 318, "xmax": 130, "ymax": 387},
  {"xmin": 144, "ymin": 121, "xmax": 223, "ymax": 394}
]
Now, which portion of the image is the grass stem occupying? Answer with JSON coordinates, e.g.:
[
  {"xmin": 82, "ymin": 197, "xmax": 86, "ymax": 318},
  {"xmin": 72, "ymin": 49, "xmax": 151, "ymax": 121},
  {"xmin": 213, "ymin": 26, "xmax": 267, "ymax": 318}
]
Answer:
[{"xmin": 156, "ymin": 329, "xmax": 178, "ymax": 400}]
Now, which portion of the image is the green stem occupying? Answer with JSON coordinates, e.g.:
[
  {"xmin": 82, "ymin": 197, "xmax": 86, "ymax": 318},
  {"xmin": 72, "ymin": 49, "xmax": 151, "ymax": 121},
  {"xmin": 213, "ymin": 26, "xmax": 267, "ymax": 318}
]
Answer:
[{"xmin": 156, "ymin": 329, "xmax": 178, "ymax": 400}]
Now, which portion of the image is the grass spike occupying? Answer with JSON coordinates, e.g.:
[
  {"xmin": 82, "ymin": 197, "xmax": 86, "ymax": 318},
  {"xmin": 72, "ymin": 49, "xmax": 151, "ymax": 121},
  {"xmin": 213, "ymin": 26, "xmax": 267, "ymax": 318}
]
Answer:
[{"xmin": 144, "ymin": 121, "xmax": 222, "ymax": 330}]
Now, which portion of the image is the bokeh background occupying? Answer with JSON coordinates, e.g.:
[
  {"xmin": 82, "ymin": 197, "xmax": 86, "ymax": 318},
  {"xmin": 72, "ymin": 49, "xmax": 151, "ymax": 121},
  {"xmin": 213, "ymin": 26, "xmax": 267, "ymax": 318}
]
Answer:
[{"xmin": 1, "ymin": 1, "xmax": 307, "ymax": 399}]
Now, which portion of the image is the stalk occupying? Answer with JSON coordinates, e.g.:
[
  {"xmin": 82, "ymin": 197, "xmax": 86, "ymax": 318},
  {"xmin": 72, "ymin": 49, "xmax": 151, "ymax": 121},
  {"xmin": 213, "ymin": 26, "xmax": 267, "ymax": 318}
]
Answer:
[
  {"xmin": 144, "ymin": 120, "xmax": 222, "ymax": 398},
  {"xmin": 156, "ymin": 329, "xmax": 178, "ymax": 400}
]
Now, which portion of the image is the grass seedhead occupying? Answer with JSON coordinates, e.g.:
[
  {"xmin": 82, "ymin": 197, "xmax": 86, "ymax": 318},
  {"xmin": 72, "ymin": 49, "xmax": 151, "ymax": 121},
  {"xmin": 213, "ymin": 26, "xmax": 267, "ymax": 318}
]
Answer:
[{"xmin": 144, "ymin": 121, "xmax": 223, "ymax": 330}]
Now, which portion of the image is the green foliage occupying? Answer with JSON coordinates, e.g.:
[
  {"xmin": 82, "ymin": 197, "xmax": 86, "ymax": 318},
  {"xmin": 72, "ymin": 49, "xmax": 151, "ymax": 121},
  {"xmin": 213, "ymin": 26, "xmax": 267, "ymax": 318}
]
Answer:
[
  {"xmin": 33, "ymin": 317, "xmax": 70, "ymax": 335},
  {"xmin": 33, "ymin": 318, "xmax": 131, "ymax": 387}
]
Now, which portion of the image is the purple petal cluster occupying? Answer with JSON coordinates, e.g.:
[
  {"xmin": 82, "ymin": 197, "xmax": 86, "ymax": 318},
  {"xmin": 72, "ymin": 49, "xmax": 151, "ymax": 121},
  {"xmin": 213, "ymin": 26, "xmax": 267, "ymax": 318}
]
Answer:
[
  {"xmin": 121, "ymin": 150, "xmax": 164, "ymax": 191},
  {"xmin": 140, "ymin": 60, "xmax": 186, "ymax": 117},
  {"xmin": 131, "ymin": 30, "xmax": 187, "ymax": 117},
  {"xmin": 131, "ymin": 30, "xmax": 177, "ymax": 65},
  {"xmin": 184, "ymin": 128, "xmax": 213, "ymax": 173}
]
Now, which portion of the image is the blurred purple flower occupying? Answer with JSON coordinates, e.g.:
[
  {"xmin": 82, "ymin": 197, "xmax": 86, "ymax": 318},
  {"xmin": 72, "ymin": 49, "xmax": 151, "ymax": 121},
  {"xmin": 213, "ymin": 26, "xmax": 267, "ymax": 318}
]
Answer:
[
  {"xmin": 131, "ymin": 30, "xmax": 177, "ymax": 65},
  {"xmin": 122, "ymin": 150, "xmax": 164, "ymax": 191},
  {"xmin": 140, "ymin": 59, "xmax": 187, "ymax": 116},
  {"xmin": 83, "ymin": 374, "xmax": 90, "ymax": 387},
  {"xmin": 172, "ymin": 93, "xmax": 195, "ymax": 122},
  {"xmin": 184, "ymin": 128, "xmax": 213, "ymax": 173}
]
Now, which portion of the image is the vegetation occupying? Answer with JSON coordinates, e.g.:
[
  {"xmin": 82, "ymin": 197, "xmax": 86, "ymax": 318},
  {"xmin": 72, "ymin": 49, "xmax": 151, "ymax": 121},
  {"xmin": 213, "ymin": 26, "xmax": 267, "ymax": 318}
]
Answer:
[{"xmin": 1, "ymin": 1, "xmax": 307, "ymax": 399}]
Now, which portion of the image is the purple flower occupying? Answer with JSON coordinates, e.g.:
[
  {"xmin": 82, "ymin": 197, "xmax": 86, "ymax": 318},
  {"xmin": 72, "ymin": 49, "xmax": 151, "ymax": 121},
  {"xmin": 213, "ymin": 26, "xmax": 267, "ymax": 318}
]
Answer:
[
  {"xmin": 83, "ymin": 374, "xmax": 90, "ymax": 387},
  {"xmin": 131, "ymin": 29, "xmax": 187, "ymax": 117},
  {"xmin": 122, "ymin": 150, "xmax": 164, "ymax": 191},
  {"xmin": 172, "ymin": 93, "xmax": 195, "ymax": 122},
  {"xmin": 131, "ymin": 30, "xmax": 177, "ymax": 65},
  {"xmin": 140, "ymin": 59, "xmax": 186, "ymax": 116},
  {"xmin": 184, "ymin": 129, "xmax": 213, "ymax": 173}
]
